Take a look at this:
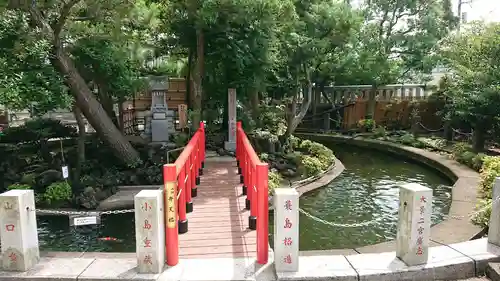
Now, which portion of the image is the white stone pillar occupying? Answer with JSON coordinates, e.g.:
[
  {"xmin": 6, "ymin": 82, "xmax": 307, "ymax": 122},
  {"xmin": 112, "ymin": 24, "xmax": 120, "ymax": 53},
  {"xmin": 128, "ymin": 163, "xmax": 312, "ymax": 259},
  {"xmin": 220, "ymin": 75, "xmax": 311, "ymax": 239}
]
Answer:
[
  {"xmin": 488, "ymin": 177, "xmax": 500, "ymax": 246},
  {"xmin": 0, "ymin": 190, "xmax": 39, "ymax": 271},
  {"xmin": 396, "ymin": 183, "xmax": 432, "ymax": 266},
  {"xmin": 135, "ymin": 190, "xmax": 165, "ymax": 273},
  {"xmin": 224, "ymin": 88, "xmax": 237, "ymax": 151},
  {"xmin": 274, "ymin": 188, "xmax": 299, "ymax": 272}
]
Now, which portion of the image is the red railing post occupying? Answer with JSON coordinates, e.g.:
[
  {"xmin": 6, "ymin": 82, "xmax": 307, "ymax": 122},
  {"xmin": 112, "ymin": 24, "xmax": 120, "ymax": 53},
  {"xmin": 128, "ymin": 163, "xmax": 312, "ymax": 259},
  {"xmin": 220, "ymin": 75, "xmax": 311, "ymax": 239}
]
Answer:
[
  {"xmin": 195, "ymin": 134, "xmax": 201, "ymax": 186},
  {"xmin": 163, "ymin": 164, "xmax": 179, "ymax": 266},
  {"xmin": 186, "ymin": 159, "xmax": 193, "ymax": 213},
  {"xmin": 249, "ymin": 164, "xmax": 257, "ymax": 230},
  {"xmin": 256, "ymin": 163, "xmax": 269, "ymax": 264},
  {"xmin": 200, "ymin": 121, "xmax": 205, "ymax": 169},
  {"xmin": 244, "ymin": 153, "xmax": 251, "ymax": 210},
  {"xmin": 178, "ymin": 168, "xmax": 188, "ymax": 234},
  {"xmin": 236, "ymin": 122, "xmax": 242, "ymax": 170},
  {"xmin": 190, "ymin": 153, "xmax": 197, "ymax": 197}
]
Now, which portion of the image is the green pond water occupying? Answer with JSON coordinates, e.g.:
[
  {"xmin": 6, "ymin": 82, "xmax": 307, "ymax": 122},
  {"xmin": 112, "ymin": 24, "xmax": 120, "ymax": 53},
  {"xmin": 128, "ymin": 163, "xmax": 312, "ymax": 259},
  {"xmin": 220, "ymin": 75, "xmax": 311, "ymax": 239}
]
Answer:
[
  {"xmin": 36, "ymin": 143, "xmax": 452, "ymax": 252},
  {"xmin": 269, "ymin": 143, "xmax": 453, "ymax": 250}
]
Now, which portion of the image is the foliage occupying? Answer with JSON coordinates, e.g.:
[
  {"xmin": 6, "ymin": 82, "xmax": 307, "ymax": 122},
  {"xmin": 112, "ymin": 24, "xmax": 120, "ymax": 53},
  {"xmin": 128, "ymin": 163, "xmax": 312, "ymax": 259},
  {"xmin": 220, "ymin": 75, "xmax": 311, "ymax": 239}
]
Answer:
[
  {"xmin": 440, "ymin": 22, "xmax": 500, "ymax": 151},
  {"xmin": 7, "ymin": 183, "xmax": 31, "ymax": 190},
  {"xmin": 373, "ymin": 126, "xmax": 387, "ymax": 139},
  {"xmin": 268, "ymin": 171, "xmax": 282, "ymax": 195},
  {"xmin": 357, "ymin": 119, "xmax": 376, "ymax": 132},
  {"xmin": 0, "ymin": 118, "xmax": 77, "ymax": 144},
  {"xmin": 301, "ymin": 155, "xmax": 324, "ymax": 177},
  {"xmin": 472, "ymin": 156, "xmax": 500, "ymax": 226},
  {"xmin": 42, "ymin": 181, "xmax": 72, "ymax": 206}
]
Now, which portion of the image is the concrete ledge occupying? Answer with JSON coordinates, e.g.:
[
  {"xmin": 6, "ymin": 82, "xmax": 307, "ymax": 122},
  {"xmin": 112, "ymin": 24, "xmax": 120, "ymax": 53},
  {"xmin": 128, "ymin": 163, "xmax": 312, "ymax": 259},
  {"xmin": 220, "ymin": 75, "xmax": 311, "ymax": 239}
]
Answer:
[
  {"xmin": 292, "ymin": 156, "xmax": 345, "ymax": 197},
  {"xmin": 2, "ymin": 239, "xmax": 500, "ymax": 281},
  {"xmin": 296, "ymin": 133, "xmax": 482, "ymax": 250}
]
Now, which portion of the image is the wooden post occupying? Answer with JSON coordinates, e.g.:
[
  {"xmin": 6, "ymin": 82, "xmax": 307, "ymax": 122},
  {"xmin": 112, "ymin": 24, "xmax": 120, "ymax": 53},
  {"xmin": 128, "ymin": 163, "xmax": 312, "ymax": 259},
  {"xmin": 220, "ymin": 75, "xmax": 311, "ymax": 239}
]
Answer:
[{"xmin": 256, "ymin": 163, "xmax": 269, "ymax": 265}]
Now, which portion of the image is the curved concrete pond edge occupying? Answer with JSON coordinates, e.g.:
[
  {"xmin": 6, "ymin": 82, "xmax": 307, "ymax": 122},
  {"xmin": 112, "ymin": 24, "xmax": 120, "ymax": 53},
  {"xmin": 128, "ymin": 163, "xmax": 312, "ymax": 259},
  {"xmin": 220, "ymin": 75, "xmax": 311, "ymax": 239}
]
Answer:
[{"xmin": 296, "ymin": 133, "xmax": 482, "ymax": 255}]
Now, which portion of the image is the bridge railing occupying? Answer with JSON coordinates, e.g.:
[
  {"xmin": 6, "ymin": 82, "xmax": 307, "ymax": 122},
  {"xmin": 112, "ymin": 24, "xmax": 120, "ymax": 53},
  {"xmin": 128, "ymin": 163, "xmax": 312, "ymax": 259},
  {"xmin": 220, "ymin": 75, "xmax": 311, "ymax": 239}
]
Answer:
[
  {"xmin": 163, "ymin": 121, "xmax": 205, "ymax": 266},
  {"xmin": 235, "ymin": 121, "xmax": 269, "ymax": 265}
]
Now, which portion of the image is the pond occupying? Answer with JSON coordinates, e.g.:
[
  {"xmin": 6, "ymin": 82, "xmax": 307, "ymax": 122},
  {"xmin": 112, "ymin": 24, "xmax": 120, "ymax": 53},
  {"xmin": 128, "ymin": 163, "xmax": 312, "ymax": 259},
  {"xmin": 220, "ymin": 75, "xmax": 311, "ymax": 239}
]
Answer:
[
  {"xmin": 269, "ymin": 143, "xmax": 453, "ymax": 250},
  {"xmin": 35, "ymin": 143, "xmax": 452, "ymax": 252}
]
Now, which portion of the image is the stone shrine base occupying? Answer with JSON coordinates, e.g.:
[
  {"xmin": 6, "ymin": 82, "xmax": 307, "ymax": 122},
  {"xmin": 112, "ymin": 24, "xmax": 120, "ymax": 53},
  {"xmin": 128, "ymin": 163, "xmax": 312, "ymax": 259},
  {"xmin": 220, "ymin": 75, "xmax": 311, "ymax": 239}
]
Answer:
[{"xmin": 1, "ymin": 238, "xmax": 499, "ymax": 281}]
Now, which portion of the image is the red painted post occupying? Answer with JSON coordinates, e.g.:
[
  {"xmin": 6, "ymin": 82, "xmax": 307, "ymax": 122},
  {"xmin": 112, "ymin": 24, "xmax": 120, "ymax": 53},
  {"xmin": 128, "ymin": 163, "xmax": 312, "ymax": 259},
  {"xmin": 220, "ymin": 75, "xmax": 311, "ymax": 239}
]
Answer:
[
  {"xmin": 256, "ymin": 163, "xmax": 269, "ymax": 265},
  {"xmin": 236, "ymin": 122, "xmax": 242, "ymax": 165},
  {"xmin": 245, "ymin": 153, "xmax": 251, "ymax": 210},
  {"xmin": 163, "ymin": 164, "xmax": 179, "ymax": 266},
  {"xmin": 186, "ymin": 160, "xmax": 193, "ymax": 213},
  {"xmin": 178, "ymin": 168, "xmax": 188, "ymax": 234},
  {"xmin": 249, "ymin": 164, "xmax": 257, "ymax": 230},
  {"xmin": 190, "ymin": 153, "xmax": 197, "ymax": 197}
]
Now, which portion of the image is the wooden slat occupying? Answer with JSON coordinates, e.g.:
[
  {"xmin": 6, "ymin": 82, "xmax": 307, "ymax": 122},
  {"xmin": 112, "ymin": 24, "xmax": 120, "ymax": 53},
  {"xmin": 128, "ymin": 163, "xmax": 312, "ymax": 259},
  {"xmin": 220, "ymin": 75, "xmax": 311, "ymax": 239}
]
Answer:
[{"xmin": 178, "ymin": 161, "xmax": 257, "ymax": 258}]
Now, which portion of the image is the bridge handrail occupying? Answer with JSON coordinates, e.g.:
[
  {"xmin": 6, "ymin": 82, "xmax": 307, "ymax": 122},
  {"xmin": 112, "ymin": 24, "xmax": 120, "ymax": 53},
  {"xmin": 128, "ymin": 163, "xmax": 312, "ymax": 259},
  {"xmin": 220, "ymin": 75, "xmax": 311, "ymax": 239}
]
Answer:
[
  {"xmin": 163, "ymin": 121, "xmax": 205, "ymax": 266},
  {"xmin": 235, "ymin": 121, "xmax": 269, "ymax": 265}
]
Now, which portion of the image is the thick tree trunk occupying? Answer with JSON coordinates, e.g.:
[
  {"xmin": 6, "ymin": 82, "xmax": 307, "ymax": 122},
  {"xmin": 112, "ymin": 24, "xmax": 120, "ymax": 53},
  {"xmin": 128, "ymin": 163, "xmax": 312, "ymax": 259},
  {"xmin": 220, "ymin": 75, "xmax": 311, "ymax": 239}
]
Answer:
[
  {"xmin": 96, "ymin": 83, "xmax": 119, "ymax": 128},
  {"xmin": 191, "ymin": 29, "xmax": 204, "ymax": 129},
  {"xmin": 52, "ymin": 49, "xmax": 140, "ymax": 165},
  {"xmin": 72, "ymin": 104, "xmax": 86, "ymax": 192},
  {"xmin": 472, "ymin": 126, "xmax": 486, "ymax": 152},
  {"xmin": 250, "ymin": 88, "xmax": 260, "ymax": 124},
  {"xmin": 118, "ymin": 98, "xmax": 125, "ymax": 132}
]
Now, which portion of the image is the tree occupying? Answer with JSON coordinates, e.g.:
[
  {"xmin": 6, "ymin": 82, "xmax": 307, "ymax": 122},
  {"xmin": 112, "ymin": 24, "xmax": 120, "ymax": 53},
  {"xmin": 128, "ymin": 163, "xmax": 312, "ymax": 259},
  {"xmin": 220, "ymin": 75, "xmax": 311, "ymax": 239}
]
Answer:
[
  {"xmin": 440, "ymin": 22, "xmax": 500, "ymax": 151},
  {"xmin": 2, "ymin": 0, "xmax": 144, "ymax": 164},
  {"xmin": 267, "ymin": 0, "xmax": 359, "ymax": 139},
  {"xmin": 356, "ymin": 0, "xmax": 458, "ymax": 118}
]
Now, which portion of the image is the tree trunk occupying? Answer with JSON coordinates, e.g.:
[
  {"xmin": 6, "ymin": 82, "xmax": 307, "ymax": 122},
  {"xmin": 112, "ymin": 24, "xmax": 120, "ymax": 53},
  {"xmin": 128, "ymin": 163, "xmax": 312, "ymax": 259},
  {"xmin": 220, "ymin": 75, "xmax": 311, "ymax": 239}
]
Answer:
[
  {"xmin": 250, "ymin": 88, "xmax": 260, "ymax": 124},
  {"xmin": 26, "ymin": 6, "xmax": 140, "ymax": 165},
  {"xmin": 286, "ymin": 68, "xmax": 312, "ymax": 136},
  {"xmin": 52, "ymin": 49, "xmax": 140, "ymax": 165},
  {"xmin": 191, "ymin": 29, "xmax": 204, "ymax": 129},
  {"xmin": 118, "ymin": 97, "xmax": 125, "ymax": 132},
  {"xmin": 72, "ymin": 104, "xmax": 86, "ymax": 193},
  {"xmin": 96, "ymin": 83, "xmax": 120, "ymax": 128},
  {"xmin": 472, "ymin": 126, "xmax": 486, "ymax": 152}
]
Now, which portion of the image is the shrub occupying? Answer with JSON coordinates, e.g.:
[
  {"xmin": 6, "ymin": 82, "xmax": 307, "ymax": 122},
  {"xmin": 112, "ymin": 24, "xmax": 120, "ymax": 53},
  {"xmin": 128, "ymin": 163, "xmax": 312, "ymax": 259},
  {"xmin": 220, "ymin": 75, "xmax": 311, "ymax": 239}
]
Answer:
[
  {"xmin": 398, "ymin": 133, "xmax": 415, "ymax": 146},
  {"xmin": 357, "ymin": 119, "xmax": 376, "ymax": 132},
  {"xmin": 373, "ymin": 126, "xmax": 387, "ymax": 138},
  {"xmin": 301, "ymin": 155, "xmax": 323, "ymax": 177},
  {"xmin": 42, "ymin": 181, "xmax": 72, "ymax": 206},
  {"xmin": 299, "ymin": 140, "xmax": 333, "ymax": 170},
  {"xmin": 456, "ymin": 151, "xmax": 476, "ymax": 167},
  {"xmin": 259, "ymin": 153, "xmax": 269, "ymax": 162},
  {"xmin": 472, "ymin": 153, "xmax": 487, "ymax": 171},
  {"xmin": 268, "ymin": 171, "xmax": 282, "ymax": 195},
  {"xmin": 478, "ymin": 156, "xmax": 500, "ymax": 198},
  {"xmin": 452, "ymin": 142, "xmax": 469, "ymax": 159},
  {"xmin": 7, "ymin": 183, "xmax": 32, "ymax": 190},
  {"xmin": 0, "ymin": 118, "xmax": 77, "ymax": 144},
  {"xmin": 471, "ymin": 156, "xmax": 500, "ymax": 227}
]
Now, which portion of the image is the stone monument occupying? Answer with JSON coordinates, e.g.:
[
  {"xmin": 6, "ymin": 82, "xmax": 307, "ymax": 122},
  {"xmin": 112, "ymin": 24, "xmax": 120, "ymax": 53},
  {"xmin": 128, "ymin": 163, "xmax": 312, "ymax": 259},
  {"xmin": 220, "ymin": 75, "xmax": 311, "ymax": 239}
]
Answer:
[
  {"xmin": 149, "ymin": 76, "xmax": 174, "ymax": 143},
  {"xmin": 224, "ymin": 88, "xmax": 237, "ymax": 151}
]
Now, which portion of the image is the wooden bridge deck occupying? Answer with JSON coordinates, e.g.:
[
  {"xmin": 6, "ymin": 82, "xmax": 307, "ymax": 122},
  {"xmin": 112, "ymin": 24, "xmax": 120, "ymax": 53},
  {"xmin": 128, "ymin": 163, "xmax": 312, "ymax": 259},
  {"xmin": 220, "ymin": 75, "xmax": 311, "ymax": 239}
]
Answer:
[{"xmin": 178, "ymin": 157, "xmax": 256, "ymax": 259}]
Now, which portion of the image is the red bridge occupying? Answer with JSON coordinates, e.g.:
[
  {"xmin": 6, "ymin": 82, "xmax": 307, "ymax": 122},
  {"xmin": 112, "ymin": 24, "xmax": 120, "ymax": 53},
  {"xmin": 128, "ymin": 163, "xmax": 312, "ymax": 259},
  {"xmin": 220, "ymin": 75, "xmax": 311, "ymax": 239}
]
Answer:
[{"xmin": 163, "ymin": 121, "xmax": 269, "ymax": 266}]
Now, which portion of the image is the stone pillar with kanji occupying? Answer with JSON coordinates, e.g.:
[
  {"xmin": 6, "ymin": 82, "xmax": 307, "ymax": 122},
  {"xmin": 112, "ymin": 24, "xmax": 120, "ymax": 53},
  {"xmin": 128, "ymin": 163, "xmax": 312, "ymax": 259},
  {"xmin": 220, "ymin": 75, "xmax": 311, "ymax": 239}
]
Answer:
[
  {"xmin": 274, "ymin": 188, "xmax": 299, "ymax": 272},
  {"xmin": 0, "ymin": 189, "xmax": 40, "ymax": 271},
  {"xmin": 134, "ymin": 190, "xmax": 165, "ymax": 273},
  {"xmin": 396, "ymin": 183, "xmax": 432, "ymax": 266},
  {"xmin": 224, "ymin": 88, "xmax": 237, "ymax": 151}
]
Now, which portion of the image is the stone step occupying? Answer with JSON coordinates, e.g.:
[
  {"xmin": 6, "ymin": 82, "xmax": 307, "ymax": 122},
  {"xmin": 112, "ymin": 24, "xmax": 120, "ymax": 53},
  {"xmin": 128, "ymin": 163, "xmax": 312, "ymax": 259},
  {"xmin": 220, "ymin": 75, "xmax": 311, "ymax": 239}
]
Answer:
[{"xmin": 487, "ymin": 262, "xmax": 500, "ymax": 281}]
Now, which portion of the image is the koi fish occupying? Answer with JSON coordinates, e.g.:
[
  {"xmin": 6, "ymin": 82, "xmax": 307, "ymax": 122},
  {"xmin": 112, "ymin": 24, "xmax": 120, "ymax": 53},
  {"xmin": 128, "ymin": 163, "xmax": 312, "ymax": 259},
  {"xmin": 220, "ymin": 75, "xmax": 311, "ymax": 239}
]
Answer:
[{"xmin": 97, "ymin": 237, "xmax": 122, "ymax": 242}]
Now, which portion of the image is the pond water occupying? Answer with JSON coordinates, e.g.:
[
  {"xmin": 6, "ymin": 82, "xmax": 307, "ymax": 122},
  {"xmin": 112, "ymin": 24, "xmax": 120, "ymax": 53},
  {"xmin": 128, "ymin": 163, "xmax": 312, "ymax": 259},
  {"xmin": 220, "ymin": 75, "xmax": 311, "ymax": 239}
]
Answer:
[
  {"xmin": 35, "ymin": 143, "xmax": 452, "ymax": 252},
  {"xmin": 269, "ymin": 143, "xmax": 453, "ymax": 250}
]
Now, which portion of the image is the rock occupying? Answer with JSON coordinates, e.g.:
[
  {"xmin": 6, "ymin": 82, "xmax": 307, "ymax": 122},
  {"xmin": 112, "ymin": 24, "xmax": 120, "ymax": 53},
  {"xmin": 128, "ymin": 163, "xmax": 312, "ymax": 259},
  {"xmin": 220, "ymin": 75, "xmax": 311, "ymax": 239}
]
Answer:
[
  {"xmin": 217, "ymin": 148, "xmax": 226, "ymax": 156},
  {"xmin": 76, "ymin": 186, "xmax": 99, "ymax": 209},
  {"xmin": 36, "ymin": 169, "xmax": 62, "ymax": 187},
  {"xmin": 94, "ymin": 187, "xmax": 109, "ymax": 201},
  {"xmin": 282, "ymin": 169, "xmax": 297, "ymax": 178}
]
